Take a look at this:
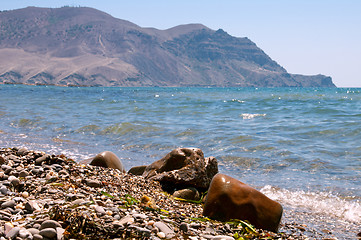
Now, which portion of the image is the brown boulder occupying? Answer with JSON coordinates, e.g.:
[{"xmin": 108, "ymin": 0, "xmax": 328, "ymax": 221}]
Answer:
[
  {"xmin": 203, "ymin": 173, "xmax": 283, "ymax": 232},
  {"xmin": 142, "ymin": 148, "xmax": 218, "ymax": 191},
  {"xmin": 90, "ymin": 151, "xmax": 126, "ymax": 172},
  {"xmin": 128, "ymin": 165, "xmax": 147, "ymax": 176}
]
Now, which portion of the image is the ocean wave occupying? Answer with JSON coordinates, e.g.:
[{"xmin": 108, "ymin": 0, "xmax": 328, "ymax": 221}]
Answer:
[
  {"xmin": 240, "ymin": 113, "xmax": 266, "ymax": 119},
  {"xmin": 260, "ymin": 185, "xmax": 361, "ymax": 223}
]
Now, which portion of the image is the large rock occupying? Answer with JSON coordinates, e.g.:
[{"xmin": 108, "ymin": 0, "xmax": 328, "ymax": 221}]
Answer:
[
  {"xmin": 142, "ymin": 148, "xmax": 218, "ymax": 191},
  {"xmin": 89, "ymin": 151, "xmax": 126, "ymax": 172},
  {"xmin": 203, "ymin": 173, "xmax": 283, "ymax": 232}
]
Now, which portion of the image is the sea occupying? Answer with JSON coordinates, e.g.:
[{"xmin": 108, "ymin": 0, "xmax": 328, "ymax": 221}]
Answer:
[{"xmin": 0, "ymin": 85, "xmax": 360, "ymax": 238}]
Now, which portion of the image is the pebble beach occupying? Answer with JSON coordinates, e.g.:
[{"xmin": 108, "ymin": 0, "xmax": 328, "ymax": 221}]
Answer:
[{"xmin": 2, "ymin": 147, "xmax": 357, "ymax": 240}]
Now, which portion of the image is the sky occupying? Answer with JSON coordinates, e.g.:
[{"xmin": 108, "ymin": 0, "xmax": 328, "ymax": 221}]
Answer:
[{"xmin": 1, "ymin": 0, "xmax": 361, "ymax": 87}]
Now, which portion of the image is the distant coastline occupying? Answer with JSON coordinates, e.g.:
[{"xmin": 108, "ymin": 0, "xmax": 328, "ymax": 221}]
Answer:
[{"xmin": 0, "ymin": 7, "xmax": 335, "ymax": 88}]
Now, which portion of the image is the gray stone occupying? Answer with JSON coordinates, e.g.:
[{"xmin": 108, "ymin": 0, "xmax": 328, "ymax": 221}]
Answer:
[
  {"xmin": 35, "ymin": 155, "xmax": 49, "ymax": 166},
  {"xmin": 18, "ymin": 228, "xmax": 32, "ymax": 239},
  {"xmin": 40, "ymin": 220, "xmax": 62, "ymax": 230},
  {"xmin": 1, "ymin": 200, "xmax": 16, "ymax": 209},
  {"xmin": 39, "ymin": 228, "xmax": 57, "ymax": 238},
  {"xmin": 86, "ymin": 179, "xmax": 101, "ymax": 188},
  {"xmin": 129, "ymin": 226, "xmax": 151, "ymax": 238},
  {"xmin": 56, "ymin": 227, "xmax": 65, "ymax": 240},
  {"xmin": 5, "ymin": 226, "xmax": 20, "ymax": 239},
  {"xmin": 17, "ymin": 147, "xmax": 29, "ymax": 156},
  {"xmin": 154, "ymin": 221, "xmax": 175, "ymax": 238},
  {"xmin": 95, "ymin": 205, "xmax": 106, "ymax": 215},
  {"xmin": 0, "ymin": 185, "xmax": 8, "ymax": 195},
  {"xmin": 173, "ymin": 187, "xmax": 200, "ymax": 201},
  {"xmin": 19, "ymin": 170, "xmax": 29, "ymax": 178},
  {"xmin": 27, "ymin": 228, "xmax": 40, "ymax": 235},
  {"xmin": 33, "ymin": 234, "xmax": 43, "ymax": 240}
]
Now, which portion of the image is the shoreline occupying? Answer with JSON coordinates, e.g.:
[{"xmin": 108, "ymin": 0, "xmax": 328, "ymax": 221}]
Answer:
[{"xmin": 2, "ymin": 147, "xmax": 357, "ymax": 239}]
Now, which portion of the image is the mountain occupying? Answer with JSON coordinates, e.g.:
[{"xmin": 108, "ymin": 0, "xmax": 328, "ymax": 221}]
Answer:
[{"xmin": 0, "ymin": 6, "xmax": 335, "ymax": 87}]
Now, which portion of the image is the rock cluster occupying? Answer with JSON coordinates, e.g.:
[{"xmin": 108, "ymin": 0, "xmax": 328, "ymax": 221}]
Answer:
[{"xmin": 1, "ymin": 147, "xmax": 314, "ymax": 239}]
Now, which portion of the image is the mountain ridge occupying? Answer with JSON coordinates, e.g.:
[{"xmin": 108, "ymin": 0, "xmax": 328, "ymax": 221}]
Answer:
[{"xmin": 0, "ymin": 6, "xmax": 335, "ymax": 87}]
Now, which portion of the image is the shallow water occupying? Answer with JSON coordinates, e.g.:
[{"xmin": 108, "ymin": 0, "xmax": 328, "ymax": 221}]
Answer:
[{"xmin": 0, "ymin": 85, "xmax": 360, "ymax": 238}]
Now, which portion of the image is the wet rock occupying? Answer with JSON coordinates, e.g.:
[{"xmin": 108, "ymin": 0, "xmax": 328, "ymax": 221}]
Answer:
[
  {"xmin": 128, "ymin": 165, "xmax": 147, "ymax": 175},
  {"xmin": 173, "ymin": 187, "xmax": 200, "ymax": 201},
  {"xmin": 203, "ymin": 173, "xmax": 283, "ymax": 233},
  {"xmin": 143, "ymin": 148, "xmax": 218, "ymax": 190},
  {"xmin": 89, "ymin": 151, "xmax": 126, "ymax": 172}
]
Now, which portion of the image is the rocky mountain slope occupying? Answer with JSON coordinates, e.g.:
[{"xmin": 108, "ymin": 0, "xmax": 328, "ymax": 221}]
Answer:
[{"xmin": 0, "ymin": 6, "xmax": 335, "ymax": 87}]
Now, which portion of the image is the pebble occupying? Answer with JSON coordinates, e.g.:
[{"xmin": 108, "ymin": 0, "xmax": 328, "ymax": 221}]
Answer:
[
  {"xmin": 40, "ymin": 219, "xmax": 62, "ymax": 230},
  {"xmin": 5, "ymin": 226, "xmax": 20, "ymax": 239},
  {"xmin": 39, "ymin": 228, "xmax": 57, "ymax": 238},
  {"xmin": 1, "ymin": 200, "xmax": 16, "ymax": 209}
]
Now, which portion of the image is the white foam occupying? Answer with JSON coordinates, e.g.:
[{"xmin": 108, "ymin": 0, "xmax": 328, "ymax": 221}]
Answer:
[
  {"xmin": 260, "ymin": 185, "xmax": 361, "ymax": 223},
  {"xmin": 240, "ymin": 113, "xmax": 266, "ymax": 119}
]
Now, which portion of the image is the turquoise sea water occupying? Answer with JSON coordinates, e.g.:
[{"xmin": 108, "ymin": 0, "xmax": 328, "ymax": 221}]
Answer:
[{"xmin": 0, "ymin": 85, "xmax": 360, "ymax": 237}]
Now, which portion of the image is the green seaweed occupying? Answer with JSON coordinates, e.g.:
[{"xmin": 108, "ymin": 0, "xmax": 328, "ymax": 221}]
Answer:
[{"xmin": 100, "ymin": 191, "xmax": 114, "ymax": 198}]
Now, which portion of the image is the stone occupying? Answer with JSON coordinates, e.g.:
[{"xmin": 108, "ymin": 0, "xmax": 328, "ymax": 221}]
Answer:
[
  {"xmin": 8, "ymin": 176, "xmax": 20, "ymax": 187},
  {"xmin": 1, "ymin": 200, "xmax": 16, "ymax": 209},
  {"xmin": 25, "ymin": 200, "xmax": 41, "ymax": 212},
  {"xmin": 0, "ymin": 185, "xmax": 8, "ymax": 195},
  {"xmin": 179, "ymin": 223, "xmax": 189, "ymax": 233},
  {"xmin": 154, "ymin": 221, "xmax": 175, "ymax": 238},
  {"xmin": 95, "ymin": 205, "xmax": 106, "ymax": 215},
  {"xmin": 19, "ymin": 170, "xmax": 29, "ymax": 178},
  {"xmin": 128, "ymin": 165, "xmax": 147, "ymax": 175},
  {"xmin": 35, "ymin": 155, "xmax": 50, "ymax": 166},
  {"xmin": 39, "ymin": 228, "xmax": 57, "ymax": 238},
  {"xmin": 17, "ymin": 147, "xmax": 29, "ymax": 156},
  {"xmin": 203, "ymin": 173, "xmax": 283, "ymax": 233},
  {"xmin": 40, "ymin": 220, "xmax": 62, "ymax": 230},
  {"xmin": 18, "ymin": 229, "xmax": 32, "ymax": 239},
  {"xmin": 89, "ymin": 151, "xmax": 126, "ymax": 172},
  {"xmin": 0, "ymin": 156, "xmax": 5, "ymax": 164},
  {"xmin": 173, "ymin": 187, "xmax": 200, "ymax": 201},
  {"xmin": 27, "ymin": 228, "xmax": 40, "ymax": 236},
  {"xmin": 5, "ymin": 227, "xmax": 20, "ymax": 240},
  {"xmin": 86, "ymin": 179, "xmax": 102, "ymax": 188},
  {"xmin": 142, "ymin": 148, "xmax": 218, "ymax": 190},
  {"xmin": 33, "ymin": 234, "xmax": 43, "ymax": 240},
  {"xmin": 56, "ymin": 227, "xmax": 65, "ymax": 240}
]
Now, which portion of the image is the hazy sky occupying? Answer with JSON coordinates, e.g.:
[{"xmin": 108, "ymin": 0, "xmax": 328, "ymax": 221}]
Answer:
[{"xmin": 2, "ymin": 0, "xmax": 361, "ymax": 87}]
